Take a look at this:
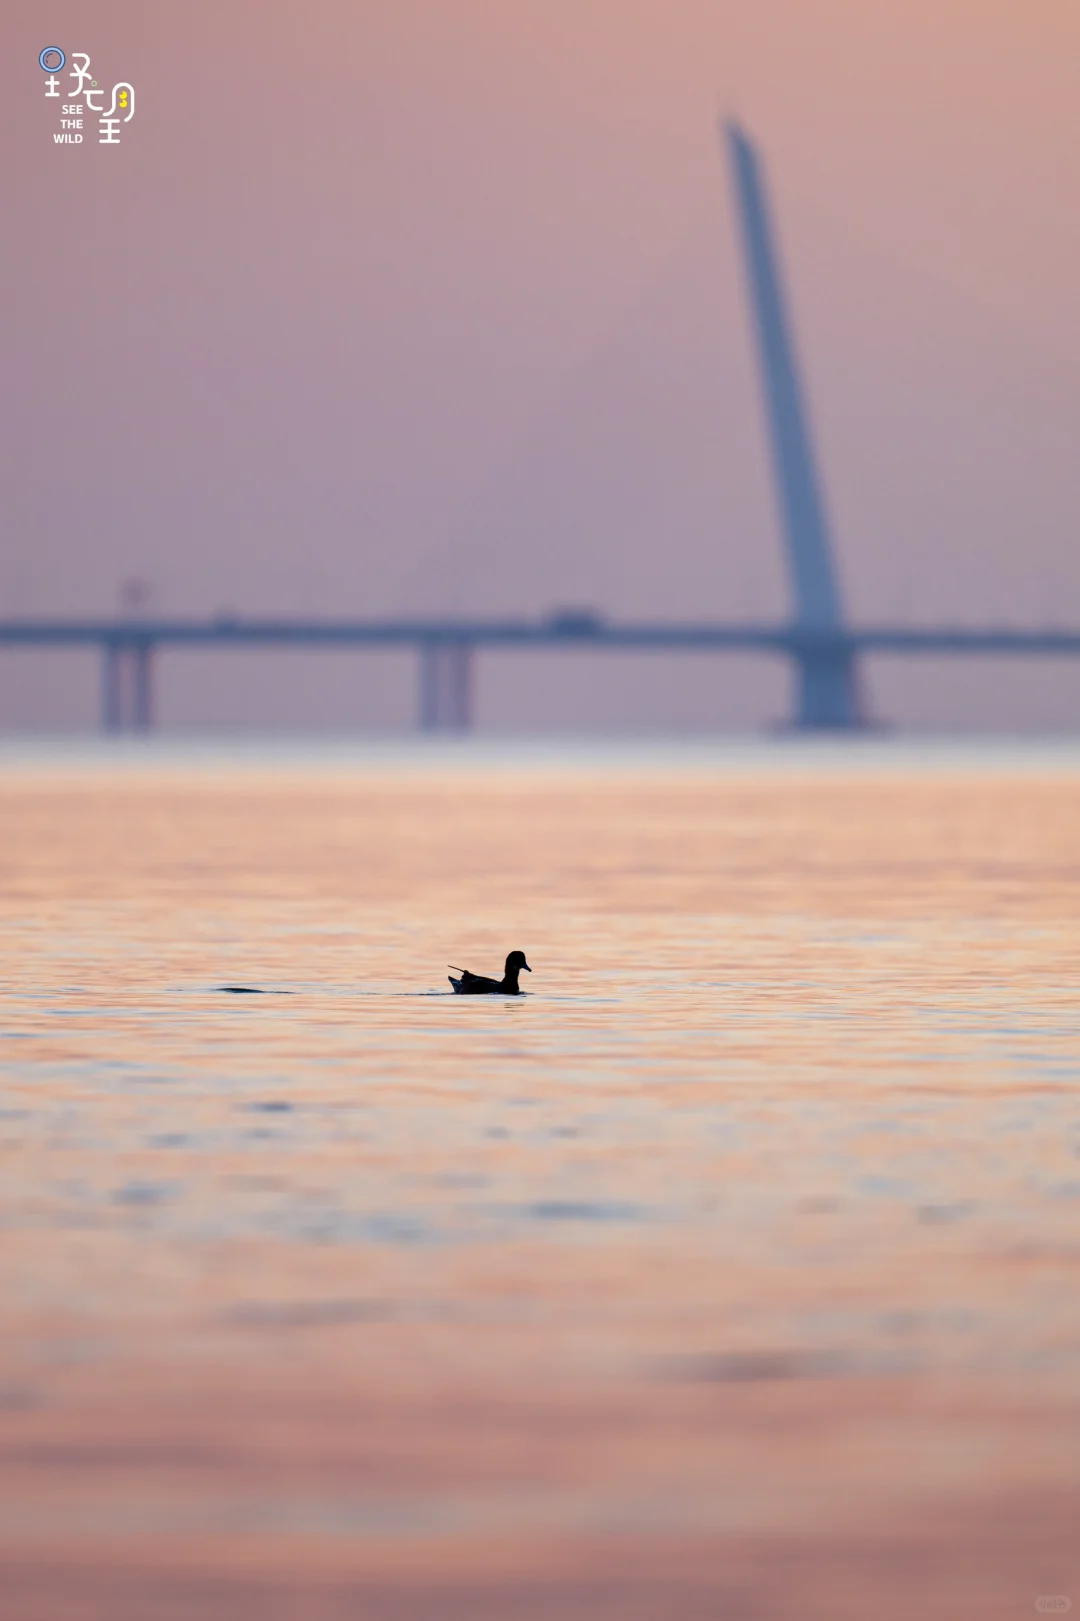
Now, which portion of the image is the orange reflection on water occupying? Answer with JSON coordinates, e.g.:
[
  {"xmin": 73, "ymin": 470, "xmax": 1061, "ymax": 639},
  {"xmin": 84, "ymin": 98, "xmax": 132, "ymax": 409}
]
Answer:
[{"xmin": 1, "ymin": 745, "xmax": 1078, "ymax": 1619}]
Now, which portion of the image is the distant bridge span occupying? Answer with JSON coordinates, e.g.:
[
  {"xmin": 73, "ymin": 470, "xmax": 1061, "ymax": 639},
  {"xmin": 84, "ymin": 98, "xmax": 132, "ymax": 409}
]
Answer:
[
  {"xmin": 2, "ymin": 615, "xmax": 1080, "ymax": 732},
  {"xmin": 5, "ymin": 127, "xmax": 1078, "ymax": 733}
]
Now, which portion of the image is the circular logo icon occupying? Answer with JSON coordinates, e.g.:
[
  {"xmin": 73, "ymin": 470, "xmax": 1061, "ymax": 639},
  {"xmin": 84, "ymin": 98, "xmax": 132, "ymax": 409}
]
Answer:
[{"xmin": 40, "ymin": 47, "xmax": 65, "ymax": 73}]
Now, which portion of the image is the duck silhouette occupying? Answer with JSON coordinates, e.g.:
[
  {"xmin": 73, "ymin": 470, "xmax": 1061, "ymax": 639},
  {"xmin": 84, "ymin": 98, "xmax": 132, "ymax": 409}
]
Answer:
[{"xmin": 448, "ymin": 950, "xmax": 531, "ymax": 996}]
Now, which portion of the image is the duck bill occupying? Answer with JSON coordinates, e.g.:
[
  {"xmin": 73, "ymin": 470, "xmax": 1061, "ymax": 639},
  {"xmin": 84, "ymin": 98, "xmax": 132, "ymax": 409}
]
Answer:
[{"xmin": 523, "ymin": 962, "xmax": 531, "ymax": 972}]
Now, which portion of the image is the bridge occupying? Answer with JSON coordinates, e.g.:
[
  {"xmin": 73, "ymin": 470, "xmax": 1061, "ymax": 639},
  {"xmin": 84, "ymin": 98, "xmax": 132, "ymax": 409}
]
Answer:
[
  {"xmin": 4, "ymin": 124, "xmax": 1077, "ymax": 734},
  {"xmin": 3, "ymin": 614, "xmax": 1079, "ymax": 733}
]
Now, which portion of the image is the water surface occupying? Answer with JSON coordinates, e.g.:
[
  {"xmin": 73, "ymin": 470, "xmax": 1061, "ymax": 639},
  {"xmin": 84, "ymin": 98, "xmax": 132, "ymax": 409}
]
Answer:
[{"xmin": 2, "ymin": 739, "xmax": 1078, "ymax": 1619}]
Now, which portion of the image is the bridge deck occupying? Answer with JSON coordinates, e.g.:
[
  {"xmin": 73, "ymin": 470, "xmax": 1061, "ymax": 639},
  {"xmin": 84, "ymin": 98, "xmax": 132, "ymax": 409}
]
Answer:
[{"xmin": 2, "ymin": 619, "xmax": 1080, "ymax": 653}]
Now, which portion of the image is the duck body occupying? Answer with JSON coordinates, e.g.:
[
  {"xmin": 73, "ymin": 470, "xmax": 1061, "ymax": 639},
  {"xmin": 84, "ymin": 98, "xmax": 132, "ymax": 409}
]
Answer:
[{"xmin": 448, "ymin": 950, "xmax": 531, "ymax": 995}]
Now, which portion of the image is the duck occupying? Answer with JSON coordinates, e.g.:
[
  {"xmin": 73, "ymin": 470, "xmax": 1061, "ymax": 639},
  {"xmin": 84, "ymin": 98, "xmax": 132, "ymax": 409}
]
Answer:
[{"xmin": 448, "ymin": 950, "xmax": 532, "ymax": 995}]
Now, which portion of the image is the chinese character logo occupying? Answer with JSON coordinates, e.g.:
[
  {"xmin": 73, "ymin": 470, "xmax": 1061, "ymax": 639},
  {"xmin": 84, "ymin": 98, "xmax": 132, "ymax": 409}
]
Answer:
[
  {"xmin": 66, "ymin": 52, "xmax": 95, "ymax": 98},
  {"xmin": 40, "ymin": 45, "xmax": 65, "ymax": 98},
  {"xmin": 98, "ymin": 82, "xmax": 135, "ymax": 144},
  {"xmin": 41, "ymin": 49, "xmax": 136, "ymax": 147}
]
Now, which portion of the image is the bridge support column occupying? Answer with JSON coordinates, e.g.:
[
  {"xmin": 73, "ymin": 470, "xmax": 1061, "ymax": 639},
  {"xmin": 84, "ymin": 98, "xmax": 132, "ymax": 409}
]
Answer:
[
  {"xmin": 100, "ymin": 641, "xmax": 156, "ymax": 733},
  {"xmin": 102, "ymin": 644, "xmax": 124, "ymax": 733},
  {"xmin": 132, "ymin": 644, "xmax": 155, "ymax": 731},
  {"xmin": 419, "ymin": 640, "xmax": 473, "ymax": 731},
  {"xmin": 790, "ymin": 639, "xmax": 862, "ymax": 730}
]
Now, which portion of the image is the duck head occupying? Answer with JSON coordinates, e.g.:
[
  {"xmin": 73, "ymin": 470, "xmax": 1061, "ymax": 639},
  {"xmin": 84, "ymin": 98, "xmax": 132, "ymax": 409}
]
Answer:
[{"xmin": 505, "ymin": 950, "xmax": 531, "ymax": 976}]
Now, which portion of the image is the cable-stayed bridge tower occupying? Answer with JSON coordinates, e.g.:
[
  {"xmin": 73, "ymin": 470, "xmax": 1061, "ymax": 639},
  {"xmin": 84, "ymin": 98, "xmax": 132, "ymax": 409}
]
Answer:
[{"xmin": 725, "ymin": 121, "xmax": 864, "ymax": 729}]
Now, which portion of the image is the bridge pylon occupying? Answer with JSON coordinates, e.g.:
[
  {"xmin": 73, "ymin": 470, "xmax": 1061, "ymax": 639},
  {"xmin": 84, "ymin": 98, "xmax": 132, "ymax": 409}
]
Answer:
[{"xmin": 725, "ymin": 122, "xmax": 865, "ymax": 729}]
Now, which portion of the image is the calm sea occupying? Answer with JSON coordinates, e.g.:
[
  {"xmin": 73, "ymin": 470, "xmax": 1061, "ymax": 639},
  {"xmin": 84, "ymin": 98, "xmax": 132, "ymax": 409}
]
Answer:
[{"xmin": 2, "ymin": 738, "xmax": 1079, "ymax": 1620}]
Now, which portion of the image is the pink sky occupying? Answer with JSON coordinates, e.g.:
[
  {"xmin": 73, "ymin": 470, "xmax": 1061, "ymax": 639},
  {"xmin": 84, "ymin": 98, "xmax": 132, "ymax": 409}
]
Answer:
[{"xmin": 4, "ymin": 0, "xmax": 1080, "ymax": 731}]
